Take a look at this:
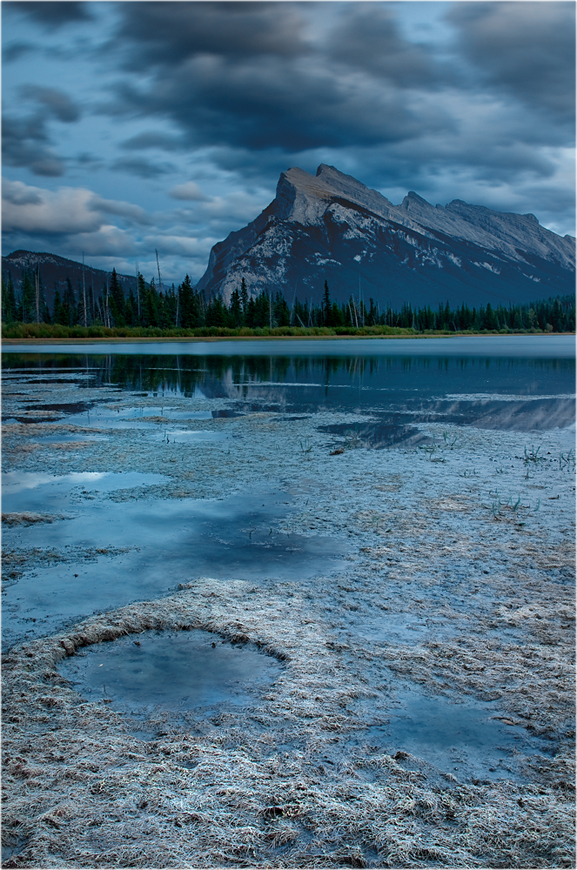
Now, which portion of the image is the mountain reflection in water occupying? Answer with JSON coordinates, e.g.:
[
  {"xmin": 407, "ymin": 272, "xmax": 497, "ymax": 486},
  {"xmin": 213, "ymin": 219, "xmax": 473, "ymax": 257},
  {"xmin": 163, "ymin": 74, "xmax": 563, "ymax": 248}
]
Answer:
[{"xmin": 3, "ymin": 344, "xmax": 574, "ymax": 433}]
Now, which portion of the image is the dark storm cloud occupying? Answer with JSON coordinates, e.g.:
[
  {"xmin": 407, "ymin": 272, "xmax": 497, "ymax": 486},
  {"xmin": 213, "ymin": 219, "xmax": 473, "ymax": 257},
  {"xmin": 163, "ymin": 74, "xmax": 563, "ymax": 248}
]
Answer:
[
  {"xmin": 114, "ymin": 60, "xmax": 426, "ymax": 152},
  {"xmin": 447, "ymin": 2, "xmax": 575, "ymax": 123},
  {"xmin": 20, "ymin": 86, "xmax": 81, "ymax": 123},
  {"xmin": 2, "ymin": 114, "xmax": 65, "ymax": 176},
  {"xmin": 102, "ymin": 1, "xmax": 571, "ymax": 171},
  {"xmin": 112, "ymin": 157, "xmax": 176, "ymax": 179},
  {"xmin": 2, "ymin": 86, "xmax": 80, "ymax": 177},
  {"xmin": 4, "ymin": 1, "xmax": 93, "ymax": 28},
  {"xmin": 327, "ymin": 3, "xmax": 443, "ymax": 88},
  {"xmin": 114, "ymin": 1, "xmax": 308, "ymax": 68},
  {"xmin": 105, "ymin": 3, "xmax": 447, "ymax": 155},
  {"xmin": 120, "ymin": 132, "xmax": 187, "ymax": 152},
  {"xmin": 3, "ymin": 42, "xmax": 34, "ymax": 63}
]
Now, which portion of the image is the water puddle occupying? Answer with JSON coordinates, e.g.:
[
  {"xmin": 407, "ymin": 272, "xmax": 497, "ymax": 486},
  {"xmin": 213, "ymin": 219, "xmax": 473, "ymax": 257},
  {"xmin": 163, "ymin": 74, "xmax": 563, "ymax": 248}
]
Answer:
[
  {"xmin": 405, "ymin": 396, "xmax": 575, "ymax": 432},
  {"xmin": 212, "ymin": 409, "xmax": 244, "ymax": 418},
  {"xmin": 37, "ymin": 434, "xmax": 107, "ymax": 444},
  {"xmin": 58, "ymin": 629, "xmax": 283, "ymax": 715},
  {"xmin": 340, "ymin": 612, "xmax": 458, "ymax": 644},
  {"xmin": 318, "ymin": 420, "xmax": 430, "ymax": 448},
  {"xmin": 3, "ymin": 397, "xmax": 119, "ymax": 424},
  {"xmin": 2, "ymin": 491, "xmax": 349, "ymax": 648},
  {"xmin": 318, "ymin": 396, "xmax": 575, "ymax": 448},
  {"xmin": 150, "ymin": 429, "xmax": 233, "ymax": 443},
  {"xmin": 2, "ymin": 471, "xmax": 169, "ymax": 512},
  {"xmin": 363, "ymin": 686, "xmax": 556, "ymax": 782},
  {"xmin": 24, "ymin": 401, "xmax": 96, "ymax": 415},
  {"xmin": 62, "ymin": 405, "xmax": 217, "ymax": 429},
  {"xmin": 1, "ymin": 836, "xmax": 29, "ymax": 865}
]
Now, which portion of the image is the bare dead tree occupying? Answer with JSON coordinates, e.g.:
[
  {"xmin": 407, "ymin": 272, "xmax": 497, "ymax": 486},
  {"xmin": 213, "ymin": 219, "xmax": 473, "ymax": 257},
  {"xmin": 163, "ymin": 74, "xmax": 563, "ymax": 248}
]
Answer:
[
  {"xmin": 82, "ymin": 253, "xmax": 87, "ymax": 327},
  {"xmin": 155, "ymin": 249, "xmax": 162, "ymax": 293},
  {"xmin": 135, "ymin": 263, "xmax": 141, "ymax": 321}
]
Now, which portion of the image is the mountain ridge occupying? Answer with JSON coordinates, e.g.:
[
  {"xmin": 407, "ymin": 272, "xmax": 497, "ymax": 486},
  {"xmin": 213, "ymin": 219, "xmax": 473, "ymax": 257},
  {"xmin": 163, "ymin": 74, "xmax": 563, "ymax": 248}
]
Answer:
[
  {"xmin": 196, "ymin": 164, "xmax": 575, "ymax": 309},
  {"xmin": 1, "ymin": 250, "xmax": 138, "ymax": 305}
]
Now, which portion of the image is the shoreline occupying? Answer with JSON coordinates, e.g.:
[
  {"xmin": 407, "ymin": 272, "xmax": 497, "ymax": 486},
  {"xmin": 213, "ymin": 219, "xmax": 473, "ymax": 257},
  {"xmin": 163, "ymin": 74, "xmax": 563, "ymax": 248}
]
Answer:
[{"xmin": 2, "ymin": 331, "xmax": 575, "ymax": 346}]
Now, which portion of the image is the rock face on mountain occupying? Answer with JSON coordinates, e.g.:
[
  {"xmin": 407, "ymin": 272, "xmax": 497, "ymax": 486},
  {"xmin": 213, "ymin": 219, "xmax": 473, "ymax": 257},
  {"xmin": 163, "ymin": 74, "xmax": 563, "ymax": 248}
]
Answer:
[{"xmin": 196, "ymin": 164, "xmax": 575, "ymax": 308}]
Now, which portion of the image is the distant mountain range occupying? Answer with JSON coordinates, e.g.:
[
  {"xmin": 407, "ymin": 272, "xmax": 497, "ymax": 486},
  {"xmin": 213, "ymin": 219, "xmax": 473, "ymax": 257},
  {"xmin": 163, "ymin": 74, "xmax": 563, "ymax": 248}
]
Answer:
[
  {"xmin": 3, "ymin": 165, "xmax": 575, "ymax": 311},
  {"xmin": 197, "ymin": 164, "xmax": 575, "ymax": 309},
  {"xmin": 1, "ymin": 250, "xmax": 137, "ymax": 306}
]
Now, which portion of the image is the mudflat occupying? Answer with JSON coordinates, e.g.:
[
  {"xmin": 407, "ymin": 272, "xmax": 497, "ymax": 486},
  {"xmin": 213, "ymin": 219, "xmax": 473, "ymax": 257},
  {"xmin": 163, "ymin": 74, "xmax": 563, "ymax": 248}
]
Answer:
[{"xmin": 2, "ymin": 341, "xmax": 575, "ymax": 868}]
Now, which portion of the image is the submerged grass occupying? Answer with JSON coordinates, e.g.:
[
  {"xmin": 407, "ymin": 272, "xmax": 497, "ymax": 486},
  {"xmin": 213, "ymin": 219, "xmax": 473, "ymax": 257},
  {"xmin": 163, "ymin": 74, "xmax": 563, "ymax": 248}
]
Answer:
[{"xmin": 1, "ymin": 512, "xmax": 58, "ymax": 527}]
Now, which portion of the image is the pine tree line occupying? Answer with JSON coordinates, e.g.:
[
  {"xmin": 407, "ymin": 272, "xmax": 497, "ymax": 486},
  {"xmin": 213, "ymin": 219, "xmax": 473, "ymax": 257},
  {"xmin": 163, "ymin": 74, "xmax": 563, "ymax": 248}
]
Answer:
[{"xmin": 2, "ymin": 268, "xmax": 575, "ymax": 334}]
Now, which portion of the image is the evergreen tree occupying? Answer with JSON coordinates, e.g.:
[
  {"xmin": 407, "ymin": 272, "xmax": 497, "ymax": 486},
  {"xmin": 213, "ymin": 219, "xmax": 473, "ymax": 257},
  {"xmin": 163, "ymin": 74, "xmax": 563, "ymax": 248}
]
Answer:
[
  {"xmin": 366, "ymin": 297, "xmax": 378, "ymax": 327},
  {"xmin": 273, "ymin": 291, "xmax": 290, "ymax": 326},
  {"xmin": 240, "ymin": 278, "xmax": 249, "ymax": 324},
  {"xmin": 206, "ymin": 296, "xmax": 227, "ymax": 327},
  {"xmin": 1, "ymin": 272, "xmax": 17, "ymax": 323},
  {"xmin": 245, "ymin": 295, "xmax": 257, "ymax": 328},
  {"xmin": 229, "ymin": 287, "xmax": 243, "ymax": 328},
  {"xmin": 38, "ymin": 277, "xmax": 49, "ymax": 323},
  {"xmin": 322, "ymin": 280, "xmax": 331, "ymax": 327},
  {"xmin": 19, "ymin": 271, "xmax": 36, "ymax": 322},
  {"xmin": 178, "ymin": 275, "xmax": 203, "ymax": 328},
  {"xmin": 482, "ymin": 303, "xmax": 497, "ymax": 331},
  {"xmin": 142, "ymin": 279, "xmax": 160, "ymax": 327},
  {"xmin": 108, "ymin": 269, "xmax": 125, "ymax": 327},
  {"xmin": 61, "ymin": 278, "xmax": 77, "ymax": 326},
  {"xmin": 249, "ymin": 290, "xmax": 270, "ymax": 328},
  {"xmin": 163, "ymin": 284, "xmax": 178, "ymax": 328},
  {"xmin": 156, "ymin": 291, "xmax": 170, "ymax": 329},
  {"xmin": 52, "ymin": 288, "xmax": 65, "ymax": 324},
  {"xmin": 125, "ymin": 287, "xmax": 137, "ymax": 326},
  {"xmin": 136, "ymin": 273, "xmax": 147, "ymax": 326},
  {"xmin": 76, "ymin": 279, "xmax": 89, "ymax": 327}
]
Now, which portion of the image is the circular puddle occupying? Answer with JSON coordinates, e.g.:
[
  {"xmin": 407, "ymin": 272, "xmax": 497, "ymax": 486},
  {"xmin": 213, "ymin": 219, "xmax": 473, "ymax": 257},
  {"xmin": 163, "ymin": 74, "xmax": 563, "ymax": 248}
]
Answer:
[
  {"xmin": 58, "ymin": 629, "xmax": 284, "ymax": 715},
  {"xmin": 363, "ymin": 686, "xmax": 559, "ymax": 783}
]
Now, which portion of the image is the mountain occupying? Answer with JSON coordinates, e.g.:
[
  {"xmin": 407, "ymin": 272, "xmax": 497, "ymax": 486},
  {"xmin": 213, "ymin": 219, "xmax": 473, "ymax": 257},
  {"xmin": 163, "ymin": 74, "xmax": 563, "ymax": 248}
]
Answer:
[
  {"xmin": 196, "ymin": 164, "xmax": 575, "ymax": 309},
  {"xmin": 1, "ymin": 250, "xmax": 137, "ymax": 306}
]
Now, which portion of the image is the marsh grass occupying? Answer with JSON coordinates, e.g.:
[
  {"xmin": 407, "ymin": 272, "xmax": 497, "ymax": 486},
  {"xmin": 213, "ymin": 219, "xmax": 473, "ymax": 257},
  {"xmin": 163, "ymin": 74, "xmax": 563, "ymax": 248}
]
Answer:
[
  {"xmin": 343, "ymin": 431, "xmax": 362, "ymax": 450},
  {"xmin": 489, "ymin": 491, "xmax": 524, "ymax": 519},
  {"xmin": 524, "ymin": 445, "xmax": 547, "ymax": 465},
  {"xmin": 2, "ymin": 569, "xmax": 575, "ymax": 868},
  {"xmin": 1, "ymin": 512, "xmax": 58, "ymax": 527}
]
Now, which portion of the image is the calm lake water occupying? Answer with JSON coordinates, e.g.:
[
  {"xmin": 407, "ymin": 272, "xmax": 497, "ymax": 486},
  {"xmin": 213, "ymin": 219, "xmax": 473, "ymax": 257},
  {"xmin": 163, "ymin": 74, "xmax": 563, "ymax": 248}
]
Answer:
[{"xmin": 3, "ymin": 335, "xmax": 575, "ymax": 429}]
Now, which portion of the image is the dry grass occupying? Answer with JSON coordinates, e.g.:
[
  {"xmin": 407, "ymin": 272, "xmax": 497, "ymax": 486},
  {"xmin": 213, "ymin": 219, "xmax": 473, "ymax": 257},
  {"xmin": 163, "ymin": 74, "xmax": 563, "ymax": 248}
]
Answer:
[
  {"xmin": 3, "ymin": 422, "xmax": 106, "ymax": 436},
  {"xmin": 1, "ymin": 443, "xmax": 43, "ymax": 456},
  {"xmin": 2, "ymin": 573, "xmax": 575, "ymax": 868},
  {"xmin": 2, "ymin": 513, "xmax": 58, "ymax": 527},
  {"xmin": 46, "ymin": 441, "xmax": 96, "ymax": 451}
]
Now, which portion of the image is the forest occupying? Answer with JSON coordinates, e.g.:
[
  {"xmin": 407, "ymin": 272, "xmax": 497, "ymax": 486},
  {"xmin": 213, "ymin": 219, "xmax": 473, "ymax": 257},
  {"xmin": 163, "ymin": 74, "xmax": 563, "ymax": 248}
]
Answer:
[{"xmin": 2, "ymin": 267, "xmax": 575, "ymax": 338}]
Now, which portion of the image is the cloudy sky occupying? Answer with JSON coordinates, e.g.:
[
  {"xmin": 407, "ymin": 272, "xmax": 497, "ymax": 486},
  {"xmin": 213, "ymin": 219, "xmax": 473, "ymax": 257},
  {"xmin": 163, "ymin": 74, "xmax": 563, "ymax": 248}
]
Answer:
[{"xmin": 2, "ymin": 1, "xmax": 575, "ymax": 285}]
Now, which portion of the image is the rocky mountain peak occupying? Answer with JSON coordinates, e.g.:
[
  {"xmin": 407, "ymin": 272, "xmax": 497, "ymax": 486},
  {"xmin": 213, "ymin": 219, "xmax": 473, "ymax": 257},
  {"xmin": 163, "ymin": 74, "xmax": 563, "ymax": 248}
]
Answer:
[
  {"xmin": 195, "ymin": 164, "xmax": 575, "ymax": 308},
  {"xmin": 276, "ymin": 164, "xmax": 395, "ymax": 225},
  {"xmin": 401, "ymin": 191, "xmax": 430, "ymax": 208}
]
